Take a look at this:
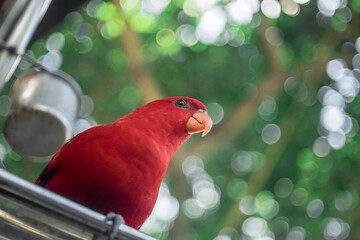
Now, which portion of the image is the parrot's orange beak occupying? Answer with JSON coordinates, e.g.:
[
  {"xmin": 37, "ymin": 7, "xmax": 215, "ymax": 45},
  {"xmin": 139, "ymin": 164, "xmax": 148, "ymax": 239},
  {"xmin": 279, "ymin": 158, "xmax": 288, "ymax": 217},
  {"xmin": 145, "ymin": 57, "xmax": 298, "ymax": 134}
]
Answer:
[{"xmin": 186, "ymin": 110, "xmax": 213, "ymax": 136}]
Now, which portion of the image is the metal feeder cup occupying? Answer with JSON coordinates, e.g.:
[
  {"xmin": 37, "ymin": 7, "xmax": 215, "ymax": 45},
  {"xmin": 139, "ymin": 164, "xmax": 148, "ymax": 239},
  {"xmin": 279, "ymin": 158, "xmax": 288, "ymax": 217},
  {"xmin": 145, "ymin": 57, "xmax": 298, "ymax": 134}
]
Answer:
[{"xmin": 3, "ymin": 70, "xmax": 82, "ymax": 157}]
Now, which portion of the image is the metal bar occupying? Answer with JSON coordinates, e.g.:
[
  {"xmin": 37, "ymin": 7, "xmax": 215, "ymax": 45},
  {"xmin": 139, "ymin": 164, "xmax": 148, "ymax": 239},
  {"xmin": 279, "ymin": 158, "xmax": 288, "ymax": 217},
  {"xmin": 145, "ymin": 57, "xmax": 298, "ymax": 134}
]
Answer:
[
  {"xmin": 0, "ymin": 0, "xmax": 52, "ymax": 88},
  {"xmin": 0, "ymin": 169, "xmax": 157, "ymax": 240}
]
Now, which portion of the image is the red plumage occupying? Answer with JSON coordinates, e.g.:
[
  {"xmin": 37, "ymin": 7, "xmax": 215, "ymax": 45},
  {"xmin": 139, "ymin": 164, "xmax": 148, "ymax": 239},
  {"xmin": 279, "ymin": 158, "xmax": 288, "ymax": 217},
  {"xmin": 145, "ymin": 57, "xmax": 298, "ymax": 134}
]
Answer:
[{"xmin": 35, "ymin": 97, "xmax": 212, "ymax": 229}]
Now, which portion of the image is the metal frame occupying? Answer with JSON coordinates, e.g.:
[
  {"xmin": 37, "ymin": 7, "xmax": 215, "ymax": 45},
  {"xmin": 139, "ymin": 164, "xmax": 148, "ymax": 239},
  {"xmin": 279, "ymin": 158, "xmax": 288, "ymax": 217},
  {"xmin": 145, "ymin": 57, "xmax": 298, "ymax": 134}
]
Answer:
[{"xmin": 0, "ymin": 169, "xmax": 157, "ymax": 240}]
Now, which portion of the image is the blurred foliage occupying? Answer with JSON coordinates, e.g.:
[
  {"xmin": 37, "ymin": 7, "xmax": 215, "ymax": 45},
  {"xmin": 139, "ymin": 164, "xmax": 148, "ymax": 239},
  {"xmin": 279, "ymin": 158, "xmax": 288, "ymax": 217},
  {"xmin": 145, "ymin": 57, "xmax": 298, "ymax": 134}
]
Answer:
[{"xmin": 1, "ymin": 0, "xmax": 360, "ymax": 239}]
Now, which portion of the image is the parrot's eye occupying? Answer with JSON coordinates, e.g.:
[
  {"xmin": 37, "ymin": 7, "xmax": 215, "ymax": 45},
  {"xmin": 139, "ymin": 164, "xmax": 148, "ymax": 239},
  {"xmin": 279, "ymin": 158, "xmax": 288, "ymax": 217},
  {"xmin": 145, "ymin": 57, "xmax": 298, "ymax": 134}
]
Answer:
[{"xmin": 174, "ymin": 99, "xmax": 190, "ymax": 109}]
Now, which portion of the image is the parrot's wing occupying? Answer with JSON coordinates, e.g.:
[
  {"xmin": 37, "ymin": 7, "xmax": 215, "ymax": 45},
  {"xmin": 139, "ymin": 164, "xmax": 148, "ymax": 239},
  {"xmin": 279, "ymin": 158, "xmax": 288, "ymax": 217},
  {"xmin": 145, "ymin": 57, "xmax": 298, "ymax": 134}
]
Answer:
[
  {"xmin": 35, "ymin": 138, "xmax": 75, "ymax": 186},
  {"xmin": 35, "ymin": 163, "xmax": 53, "ymax": 186}
]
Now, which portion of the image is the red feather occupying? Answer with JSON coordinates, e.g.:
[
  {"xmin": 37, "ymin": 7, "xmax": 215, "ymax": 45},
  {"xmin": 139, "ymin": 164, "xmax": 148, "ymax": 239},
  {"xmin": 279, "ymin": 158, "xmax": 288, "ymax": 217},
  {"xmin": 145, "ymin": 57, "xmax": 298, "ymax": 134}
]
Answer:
[{"xmin": 35, "ymin": 97, "xmax": 210, "ymax": 229}]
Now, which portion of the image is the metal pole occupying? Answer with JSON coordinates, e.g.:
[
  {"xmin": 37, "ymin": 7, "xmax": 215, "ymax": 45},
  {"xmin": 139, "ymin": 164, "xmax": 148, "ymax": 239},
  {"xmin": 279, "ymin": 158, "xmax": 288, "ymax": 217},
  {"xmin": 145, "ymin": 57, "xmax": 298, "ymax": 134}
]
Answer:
[{"xmin": 0, "ymin": 0, "xmax": 52, "ymax": 90}]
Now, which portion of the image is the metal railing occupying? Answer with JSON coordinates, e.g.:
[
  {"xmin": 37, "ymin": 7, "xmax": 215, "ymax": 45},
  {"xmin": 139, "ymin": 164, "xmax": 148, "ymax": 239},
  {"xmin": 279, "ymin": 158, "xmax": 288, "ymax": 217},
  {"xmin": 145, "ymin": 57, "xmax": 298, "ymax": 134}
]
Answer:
[{"xmin": 0, "ymin": 169, "xmax": 157, "ymax": 240}]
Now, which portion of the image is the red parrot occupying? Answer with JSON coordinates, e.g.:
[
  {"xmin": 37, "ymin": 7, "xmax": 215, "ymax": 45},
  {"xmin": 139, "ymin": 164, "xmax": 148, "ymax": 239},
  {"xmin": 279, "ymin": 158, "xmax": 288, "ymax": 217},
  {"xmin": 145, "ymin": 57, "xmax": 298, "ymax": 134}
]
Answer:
[{"xmin": 35, "ymin": 97, "xmax": 212, "ymax": 230}]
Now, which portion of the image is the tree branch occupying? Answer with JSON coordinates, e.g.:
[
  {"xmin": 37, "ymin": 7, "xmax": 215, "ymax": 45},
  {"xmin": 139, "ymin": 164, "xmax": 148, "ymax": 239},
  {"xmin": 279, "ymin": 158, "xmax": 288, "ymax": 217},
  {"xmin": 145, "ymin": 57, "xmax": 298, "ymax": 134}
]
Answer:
[
  {"xmin": 112, "ymin": 1, "xmax": 164, "ymax": 103},
  {"xmin": 121, "ymin": 21, "xmax": 164, "ymax": 103}
]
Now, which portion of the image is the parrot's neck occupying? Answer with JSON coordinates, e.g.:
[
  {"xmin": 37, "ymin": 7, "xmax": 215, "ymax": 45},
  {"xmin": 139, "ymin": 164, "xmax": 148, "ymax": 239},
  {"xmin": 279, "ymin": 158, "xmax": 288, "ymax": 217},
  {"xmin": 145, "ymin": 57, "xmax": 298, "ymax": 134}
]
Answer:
[{"xmin": 115, "ymin": 109, "xmax": 191, "ymax": 161}]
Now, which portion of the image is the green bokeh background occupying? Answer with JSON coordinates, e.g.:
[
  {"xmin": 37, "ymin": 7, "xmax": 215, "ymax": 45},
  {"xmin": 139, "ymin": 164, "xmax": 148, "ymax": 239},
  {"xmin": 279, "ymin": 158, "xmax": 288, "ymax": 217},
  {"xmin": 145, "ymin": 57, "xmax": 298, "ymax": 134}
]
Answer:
[{"xmin": 1, "ymin": 0, "xmax": 360, "ymax": 239}]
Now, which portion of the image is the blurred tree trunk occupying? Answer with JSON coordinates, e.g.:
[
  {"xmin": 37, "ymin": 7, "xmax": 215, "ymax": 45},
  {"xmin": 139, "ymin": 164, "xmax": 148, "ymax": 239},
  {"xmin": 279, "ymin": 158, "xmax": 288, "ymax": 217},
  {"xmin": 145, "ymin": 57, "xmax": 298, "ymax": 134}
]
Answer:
[
  {"xmin": 121, "ymin": 21, "xmax": 164, "ymax": 103},
  {"xmin": 113, "ymin": 1, "xmax": 164, "ymax": 103}
]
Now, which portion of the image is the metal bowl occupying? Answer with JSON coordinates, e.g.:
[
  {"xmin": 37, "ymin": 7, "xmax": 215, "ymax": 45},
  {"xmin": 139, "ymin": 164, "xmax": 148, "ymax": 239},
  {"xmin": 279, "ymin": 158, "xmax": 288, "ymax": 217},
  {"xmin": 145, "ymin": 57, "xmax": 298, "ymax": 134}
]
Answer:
[{"xmin": 3, "ymin": 70, "xmax": 82, "ymax": 157}]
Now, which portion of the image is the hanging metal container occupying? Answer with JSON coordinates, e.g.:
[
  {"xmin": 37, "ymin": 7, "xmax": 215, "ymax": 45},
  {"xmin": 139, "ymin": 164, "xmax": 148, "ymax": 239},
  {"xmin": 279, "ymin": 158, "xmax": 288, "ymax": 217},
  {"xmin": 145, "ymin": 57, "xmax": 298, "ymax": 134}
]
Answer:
[{"xmin": 3, "ymin": 70, "xmax": 82, "ymax": 157}]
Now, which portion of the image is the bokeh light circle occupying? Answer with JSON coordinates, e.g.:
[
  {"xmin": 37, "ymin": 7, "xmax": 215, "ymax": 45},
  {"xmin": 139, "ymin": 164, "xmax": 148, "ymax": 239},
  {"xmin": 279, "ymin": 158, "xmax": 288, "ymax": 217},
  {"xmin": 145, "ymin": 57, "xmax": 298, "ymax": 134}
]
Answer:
[
  {"xmin": 334, "ymin": 191, "xmax": 353, "ymax": 212},
  {"xmin": 327, "ymin": 131, "xmax": 346, "ymax": 150},
  {"xmin": 262, "ymin": 124, "xmax": 281, "ymax": 144},
  {"xmin": 286, "ymin": 226, "xmax": 306, "ymax": 240},
  {"xmin": 261, "ymin": 0, "xmax": 281, "ymax": 19},
  {"xmin": 274, "ymin": 177, "xmax": 293, "ymax": 198},
  {"xmin": 320, "ymin": 106, "xmax": 345, "ymax": 132},
  {"xmin": 239, "ymin": 195, "xmax": 257, "ymax": 215},
  {"xmin": 242, "ymin": 217, "xmax": 268, "ymax": 237},
  {"xmin": 313, "ymin": 136, "xmax": 331, "ymax": 157},
  {"xmin": 306, "ymin": 199, "xmax": 324, "ymax": 218},
  {"xmin": 156, "ymin": 29, "xmax": 176, "ymax": 47},
  {"xmin": 206, "ymin": 102, "xmax": 224, "ymax": 125}
]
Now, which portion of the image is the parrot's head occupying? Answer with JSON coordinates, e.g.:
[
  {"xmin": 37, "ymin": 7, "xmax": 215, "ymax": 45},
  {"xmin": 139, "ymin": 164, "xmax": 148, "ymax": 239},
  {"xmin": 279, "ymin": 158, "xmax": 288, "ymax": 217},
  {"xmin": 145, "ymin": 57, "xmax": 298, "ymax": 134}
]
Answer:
[
  {"xmin": 146, "ymin": 96, "xmax": 212, "ymax": 137},
  {"xmin": 122, "ymin": 97, "xmax": 212, "ymax": 142}
]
